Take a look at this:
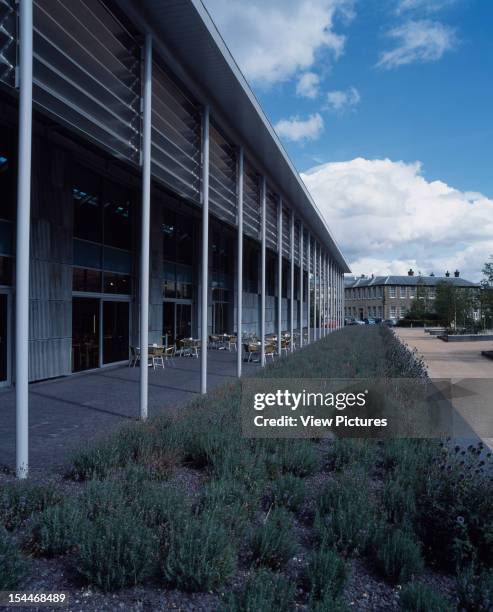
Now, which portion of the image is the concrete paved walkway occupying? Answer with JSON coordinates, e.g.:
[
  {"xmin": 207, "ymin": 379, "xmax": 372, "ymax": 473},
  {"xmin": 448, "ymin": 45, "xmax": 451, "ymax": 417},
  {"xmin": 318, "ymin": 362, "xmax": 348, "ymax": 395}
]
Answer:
[
  {"xmin": 0, "ymin": 350, "xmax": 257, "ymax": 475},
  {"xmin": 395, "ymin": 327, "xmax": 493, "ymax": 446}
]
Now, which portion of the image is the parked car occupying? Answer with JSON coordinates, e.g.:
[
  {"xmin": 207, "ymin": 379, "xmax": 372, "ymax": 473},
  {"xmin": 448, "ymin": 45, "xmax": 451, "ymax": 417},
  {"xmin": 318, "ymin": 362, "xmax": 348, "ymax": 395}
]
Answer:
[
  {"xmin": 382, "ymin": 318, "xmax": 397, "ymax": 327},
  {"xmin": 364, "ymin": 318, "xmax": 376, "ymax": 325}
]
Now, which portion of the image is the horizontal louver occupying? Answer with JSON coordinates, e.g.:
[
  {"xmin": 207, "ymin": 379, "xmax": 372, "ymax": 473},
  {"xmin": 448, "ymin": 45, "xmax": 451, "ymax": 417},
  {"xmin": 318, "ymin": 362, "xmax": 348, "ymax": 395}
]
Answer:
[
  {"xmin": 243, "ymin": 162, "xmax": 260, "ymax": 239},
  {"xmin": 294, "ymin": 221, "xmax": 300, "ymax": 266},
  {"xmin": 209, "ymin": 124, "xmax": 236, "ymax": 225},
  {"xmin": 151, "ymin": 61, "xmax": 201, "ymax": 203},
  {"xmin": 282, "ymin": 206, "xmax": 290, "ymax": 259},
  {"xmin": 0, "ymin": 0, "xmax": 15, "ymax": 87},
  {"xmin": 266, "ymin": 189, "xmax": 278, "ymax": 251},
  {"xmin": 33, "ymin": 0, "xmax": 141, "ymax": 163}
]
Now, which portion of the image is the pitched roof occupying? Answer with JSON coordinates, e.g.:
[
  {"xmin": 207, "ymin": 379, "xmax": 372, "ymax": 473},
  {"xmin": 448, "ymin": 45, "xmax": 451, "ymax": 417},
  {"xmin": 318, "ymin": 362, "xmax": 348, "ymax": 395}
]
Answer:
[{"xmin": 344, "ymin": 275, "xmax": 480, "ymax": 289}]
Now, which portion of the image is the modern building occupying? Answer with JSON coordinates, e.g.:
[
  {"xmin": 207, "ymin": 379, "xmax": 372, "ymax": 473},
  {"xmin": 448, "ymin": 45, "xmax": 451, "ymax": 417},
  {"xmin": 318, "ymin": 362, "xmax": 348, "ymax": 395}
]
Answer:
[
  {"xmin": 345, "ymin": 270, "xmax": 479, "ymax": 321},
  {"xmin": 0, "ymin": 0, "xmax": 349, "ymax": 476}
]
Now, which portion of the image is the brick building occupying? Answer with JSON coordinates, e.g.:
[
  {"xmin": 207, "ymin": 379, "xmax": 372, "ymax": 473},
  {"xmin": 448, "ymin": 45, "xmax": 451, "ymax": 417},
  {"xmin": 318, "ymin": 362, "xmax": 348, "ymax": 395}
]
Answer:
[{"xmin": 344, "ymin": 269, "xmax": 479, "ymax": 322}]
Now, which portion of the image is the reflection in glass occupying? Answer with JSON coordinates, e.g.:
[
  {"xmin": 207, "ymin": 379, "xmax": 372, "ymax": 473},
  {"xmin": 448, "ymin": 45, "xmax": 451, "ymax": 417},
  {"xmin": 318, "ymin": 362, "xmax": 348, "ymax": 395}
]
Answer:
[
  {"xmin": 72, "ymin": 298, "xmax": 100, "ymax": 372},
  {"xmin": 0, "ymin": 295, "xmax": 7, "ymax": 382},
  {"xmin": 73, "ymin": 268, "xmax": 102, "ymax": 293},
  {"xmin": 103, "ymin": 301, "xmax": 129, "ymax": 364}
]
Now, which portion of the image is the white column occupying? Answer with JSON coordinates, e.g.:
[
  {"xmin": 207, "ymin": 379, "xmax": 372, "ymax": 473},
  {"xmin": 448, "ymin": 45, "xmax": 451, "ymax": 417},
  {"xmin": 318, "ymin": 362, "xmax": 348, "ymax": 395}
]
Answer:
[
  {"xmin": 139, "ymin": 34, "xmax": 152, "ymax": 420},
  {"xmin": 323, "ymin": 253, "xmax": 326, "ymax": 337},
  {"xmin": 290, "ymin": 210, "xmax": 294, "ymax": 352},
  {"xmin": 330, "ymin": 258, "xmax": 334, "ymax": 332},
  {"xmin": 307, "ymin": 233, "xmax": 311, "ymax": 343},
  {"xmin": 200, "ymin": 106, "xmax": 210, "ymax": 393},
  {"xmin": 15, "ymin": 0, "xmax": 33, "ymax": 479},
  {"xmin": 260, "ymin": 176, "xmax": 266, "ymax": 366},
  {"xmin": 318, "ymin": 246, "xmax": 322, "ymax": 338},
  {"xmin": 314, "ymin": 242, "xmax": 318, "ymax": 340},
  {"xmin": 277, "ymin": 197, "xmax": 282, "ymax": 357},
  {"xmin": 325, "ymin": 254, "xmax": 329, "ymax": 336},
  {"xmin": 299, "ymin": 223, "xmax": 303, "ymax": 348},
  {"xmin": 236, "ymin": 147, "xmax": 243, "ymax": 378}
]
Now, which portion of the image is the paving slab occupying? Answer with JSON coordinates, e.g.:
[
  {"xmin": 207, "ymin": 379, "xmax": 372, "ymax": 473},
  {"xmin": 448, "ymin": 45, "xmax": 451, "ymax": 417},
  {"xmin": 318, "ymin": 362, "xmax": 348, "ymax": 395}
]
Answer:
[{"xmin": 0, "ymin": 349, "xmax": 257, "ymax": 475}]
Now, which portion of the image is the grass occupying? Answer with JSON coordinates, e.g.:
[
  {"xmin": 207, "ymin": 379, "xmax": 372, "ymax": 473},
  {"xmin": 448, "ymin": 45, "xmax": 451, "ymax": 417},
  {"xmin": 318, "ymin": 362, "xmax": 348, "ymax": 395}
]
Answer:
[{"xmin": 1, "ymin": 325, "xmax": 490, "ymax": 608}]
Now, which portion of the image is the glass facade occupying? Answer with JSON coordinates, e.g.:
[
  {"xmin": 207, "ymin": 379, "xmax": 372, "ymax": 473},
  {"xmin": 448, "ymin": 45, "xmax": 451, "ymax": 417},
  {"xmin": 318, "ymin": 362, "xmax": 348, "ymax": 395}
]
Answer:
[
  {"xmin": 211, "ymin": 229, "xmax": 233, "ymax": 334},
  {"xmin": 72, "ymin": 164, "xmax": 134, "ymax": 294}
]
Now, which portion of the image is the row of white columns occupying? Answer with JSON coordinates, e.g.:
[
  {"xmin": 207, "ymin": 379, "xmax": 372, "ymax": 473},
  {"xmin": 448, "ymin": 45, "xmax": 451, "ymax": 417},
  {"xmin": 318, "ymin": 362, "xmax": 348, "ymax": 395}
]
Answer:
[{"xmin": 14, "ymin": 7, "xmax": 344, "ymax": 477}]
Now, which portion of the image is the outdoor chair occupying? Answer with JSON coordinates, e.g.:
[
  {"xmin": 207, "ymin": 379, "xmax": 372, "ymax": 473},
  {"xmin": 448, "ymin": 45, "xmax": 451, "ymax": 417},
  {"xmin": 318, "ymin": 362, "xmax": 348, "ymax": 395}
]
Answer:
[
  {"xmin": 129, "ymin": 345, "xmax": 139, "ymax": 367},
  {"xmin": 152, "ymin": 346, "xmax": 165, "ymax": 369},
  {"xmin": 164, "ymin": 345, "xmax": 176, "ymax": 366},
  {"xmin": 226, "ymin": 334, "xmax": 237, "ymax": 351},
  {"xmin": 265, "ymin": 342, "xmax": 276, "ymax": 361}
]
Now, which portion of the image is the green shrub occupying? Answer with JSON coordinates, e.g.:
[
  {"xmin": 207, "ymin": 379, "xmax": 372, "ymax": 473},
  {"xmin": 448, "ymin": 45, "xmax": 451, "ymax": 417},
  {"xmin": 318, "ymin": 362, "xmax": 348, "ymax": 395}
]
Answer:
[
  {"xmin": 413, "ymin": 442, "xmax": 493, "ymax": 570},
  {"xmin": 79, "ymin": 480, "xmax": 127, "ymax": 520},
  {"xmin": 308, "ymin": 593, "xmax": 349, "ymax": 611},
  {"xmin": 222, "ymin": 569, "xmax": 295, "ymax": 611},
  {"xmin": 199, "ymin": 477, "xmax": 257, "ymax": 536},
  {"xmin": 27, "ymin": 502, "xmax": 81, "ymax": 557},
  {"xmin": 399, "ymin": 582, "xmax": 451, "ymax": 611},
  {"xmin": 0, "ymin": 527, "xmax": 27, "ymax": 589},
  {"xmin": 315, "ymin": 470, "xmax": 376, "ymax": 555},
  {"xmin": 128, "ymin": 483, "xmax": 185, "ymax": 530},
  {"xmin": 267, "ymin": 440, "xmax": 319, "ymax": 477},
  {"xmin": 271, "ymin": 474, "xmax": 306, "ymax": 512},
  {"xmin": 0, "ymin": 482, "xmax": 62, "ymax": 530},
  {"xmin": 74, "ymin": 511, "xmax": 157, "ymax": 591},
  {"xmin": 304, "ymin": 548, "xmax": 347, "ymax": 601},
  {"xmin": 249, "ymin": 507, "xmax": 297, "ymax": 569},
  {"xmin": 456, "ymin": 565, "xmax": 493, "ymax": 611},
  {"xmin": 382, "ymin": 478, "xmax": 416, "ymax": 525},
  {"xmin": 70, "ymin": 440, "xmax": 122, "ymax": 480},
  {"xmin": 162, "ymin": 511, "xmax": 236, "ymax": 592},
  {"xmin": 371, "ymin": 528, "xmax": 424, "ymax": 584},
  {"xmin": 326, "ymin": 438, "xmax": 377, "ymax": 473}
]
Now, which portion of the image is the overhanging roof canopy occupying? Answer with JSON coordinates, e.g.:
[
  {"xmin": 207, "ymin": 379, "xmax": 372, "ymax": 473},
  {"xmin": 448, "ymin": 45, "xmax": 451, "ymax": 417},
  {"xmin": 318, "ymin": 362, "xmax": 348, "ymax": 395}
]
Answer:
[{"xmin": 115, "ymin": 0, "xmax": 350, "ymax": 273}]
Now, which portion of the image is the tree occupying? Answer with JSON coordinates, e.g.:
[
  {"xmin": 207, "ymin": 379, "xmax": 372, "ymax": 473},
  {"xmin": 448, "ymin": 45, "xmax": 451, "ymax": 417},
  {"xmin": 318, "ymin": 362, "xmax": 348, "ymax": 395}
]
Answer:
[
  {"xmin": 480, "ymin": 256, "xmax": 493, "ymax": 328},
  {"xmin": 434, "ymin": 281, "xmax": 477, "ymax": 329},
  {"xmin": 407, "ymin": 277, "xmax": 432, "ymax": 320}
]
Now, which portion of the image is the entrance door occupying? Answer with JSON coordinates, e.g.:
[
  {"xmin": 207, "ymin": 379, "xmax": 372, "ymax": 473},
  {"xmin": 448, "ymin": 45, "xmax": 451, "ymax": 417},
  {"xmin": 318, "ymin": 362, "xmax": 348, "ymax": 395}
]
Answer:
[
  {"xmin": 163, "ymin": 301, "xmax": 175, "ymax": 346},
  {"xmin": 72, "ymin": 297, "xmax": 99, "ymax": 372},
  {"xmin": 0, "ymin": 294, "xmax": 8, "ymax": 383},
  {"xmin": 212, "ymin": 301, "xmax": 228, "ymax": 334},
  {"xmin": 163, "ymin": 301, "xmax": 192, "ymax": 346},
  {"xmin": 102, "ymin": 301, "xmax": 129, "ymax": 364},
  {"xmin": 176, "ymin": 303, "xmax": 192, "ymax": 340}
]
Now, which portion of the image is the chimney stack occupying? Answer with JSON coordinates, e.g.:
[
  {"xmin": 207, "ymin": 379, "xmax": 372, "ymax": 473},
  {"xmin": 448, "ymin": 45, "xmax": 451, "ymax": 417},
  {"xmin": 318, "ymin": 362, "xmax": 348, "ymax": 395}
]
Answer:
[
  {"xmin": 445, "ymin": 271, "xmax": 450, "ymax": 277},
  {"xmin": 408, "ymin": 268, "xmax": 414, "ymax": 276},
  {"xmin": 454, "ymin": 269, "xmax": 460, "ymax": 277}
]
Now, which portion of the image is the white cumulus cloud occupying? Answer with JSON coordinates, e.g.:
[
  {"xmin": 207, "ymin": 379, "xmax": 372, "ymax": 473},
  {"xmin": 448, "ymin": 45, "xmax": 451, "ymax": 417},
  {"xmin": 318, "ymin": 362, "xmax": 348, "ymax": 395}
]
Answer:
[
  {"xmin": 301, "ymin": 158, "xmax": 493, "ymax": 281},
  {"xmin": 326, "ymin": 86, "xmax": 360, "ymax": 111},
  {"xmin": 296, "ymin": 72, "xmax": 321, "ymax": 98},
  {"xmin": 202, "ymin": 0, "xmax": 354, "ymax": 85},
  {"xmin": 377, "ymin": 20, "xmax": 456, "ymax": 69},
  {"xmin": 396, "ymin": 0, "xmax": 457, "ymax": 14},
  {"xmin": 275, "ymin": 113, "xmax": 325, "ymax": 143}
]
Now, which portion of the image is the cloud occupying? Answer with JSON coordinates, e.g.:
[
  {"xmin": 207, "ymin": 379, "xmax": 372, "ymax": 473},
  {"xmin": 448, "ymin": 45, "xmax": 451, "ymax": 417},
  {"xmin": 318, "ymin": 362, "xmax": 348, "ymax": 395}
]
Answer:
[
  {"xmin": 274, "ymin": 113, "xmax": 325, "ymax": 143},
  {"xmin": 296, "ymin": 72, "xmax": 321, "ymax": 99},
  {"xmin": 202, "ymin": 0, "xmax": 354, "ymax": 85},
  {"xmin": 325, "ymin": 86, "xmax": 360, "ymax": 112},
  {"xmin": 396, "ymin": 0, "xmax": 457, "ymax": 14},
  {"xmin": 301, "ymin": 158, "xmax": 493, "ymax": 281},
  {"xmin": 377, "ymin": 20, "xmax": 456, "ymax": 69}
]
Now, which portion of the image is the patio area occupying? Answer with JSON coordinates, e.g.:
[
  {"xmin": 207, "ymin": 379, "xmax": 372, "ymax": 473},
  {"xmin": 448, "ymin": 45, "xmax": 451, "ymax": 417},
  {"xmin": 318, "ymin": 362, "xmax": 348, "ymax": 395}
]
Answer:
[{"xmin": 0, "ymin": 348, "xmax": 259, "ymax": 475}]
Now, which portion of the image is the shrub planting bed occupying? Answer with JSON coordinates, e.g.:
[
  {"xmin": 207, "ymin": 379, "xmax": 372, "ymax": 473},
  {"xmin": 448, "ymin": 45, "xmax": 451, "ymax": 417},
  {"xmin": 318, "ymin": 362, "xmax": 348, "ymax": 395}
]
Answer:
[{"xmin": 1, "ymin": 326, "xmax": 492, "ymax": 611}]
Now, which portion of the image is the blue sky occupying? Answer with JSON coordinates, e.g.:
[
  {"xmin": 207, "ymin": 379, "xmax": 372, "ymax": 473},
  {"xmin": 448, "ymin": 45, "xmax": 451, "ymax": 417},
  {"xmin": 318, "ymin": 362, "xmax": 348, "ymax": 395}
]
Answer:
[{"xmin": 203, "ymin": 0, "xmax": 493, "ymax": 280}]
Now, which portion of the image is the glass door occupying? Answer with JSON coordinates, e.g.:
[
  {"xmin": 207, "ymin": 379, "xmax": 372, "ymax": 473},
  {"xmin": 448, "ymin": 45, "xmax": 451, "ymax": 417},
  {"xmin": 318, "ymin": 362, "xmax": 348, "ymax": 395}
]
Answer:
[
  {"xmin": 0, "ymin": 294, "xmax": 8, "ymax": 383},
  {"xmin": 102, "ymin": 301, "xmax": 129, "ymax": 364},
  {"xmin": 163, "ymin": 301, "xmax": 175, "ymax": 346},
  {"xmin": 72, "ymin": 297, "xmax": 100, "ymax": 372},
  {"xmin": 176, "ymin": 303, "xmax": 192, "ymax": 340},
  {"xmin": 163, "ymin": 301, "xmax": 192, "ymax": 346}
]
